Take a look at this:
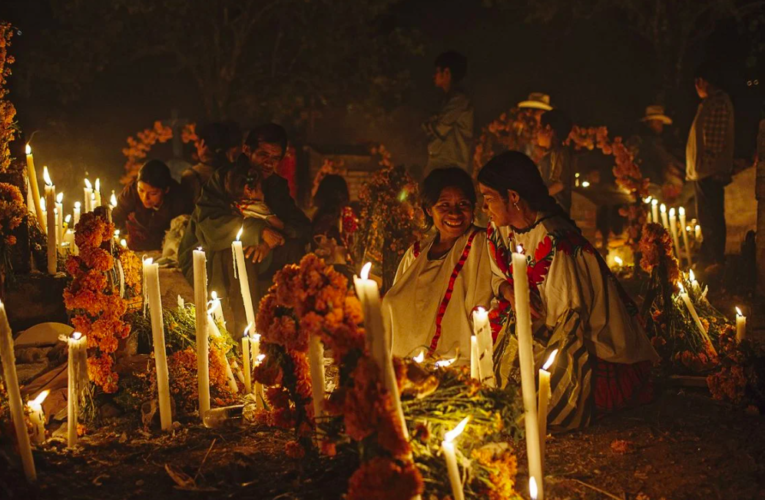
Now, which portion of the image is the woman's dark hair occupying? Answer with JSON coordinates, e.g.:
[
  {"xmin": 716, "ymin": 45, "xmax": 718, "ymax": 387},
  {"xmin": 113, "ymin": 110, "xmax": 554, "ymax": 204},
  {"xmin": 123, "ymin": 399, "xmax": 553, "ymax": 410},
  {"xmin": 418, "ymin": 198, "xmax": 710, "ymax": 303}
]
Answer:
[
  {"xmin": 196, "ymin": 122, "xmax": 229, "ymax": 154},
  {"xmin": 314, "ymin": 174, "xmax": 349, "ymax": 212},
  {"xmin": 541, "ymin": 109, "xmax": 573, "ymax": 146},
  {"xmin": 421, "ymin": 167, "xmax": 476, "ymax": 230},
  {"xmin": 226, "ymin": 154, "xmax": 263, "ymax": 200},
  {"xmin": 244, "ymin": 123, "xmax": 288, "ymax": 152},
  {"xmin": 434, "ymin": 50, "xmax": 468, "ymax": 83},
  {"xmin": 477, "ymin": 151, "xmax": 578, "ymax": 230},
  {"xmin": 137, "ymin": 159, "xmax": 173, "ymax": 190}
]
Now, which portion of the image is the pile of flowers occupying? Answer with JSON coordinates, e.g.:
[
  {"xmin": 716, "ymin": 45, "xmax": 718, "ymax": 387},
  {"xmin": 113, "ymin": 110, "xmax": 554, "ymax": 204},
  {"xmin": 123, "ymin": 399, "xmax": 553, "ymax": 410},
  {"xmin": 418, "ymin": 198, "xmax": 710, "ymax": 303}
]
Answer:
[
  {"xmin": 0, "ymin": 182, "xmax": 25, "ymax": 277},
  {"xmin": 64, "ymin": 209, "xmax": 131, "ymax": 393},
  {"xmin": 351, "ymin": 145, "xmax": 420, "ymax": 291},
  {"xmin": 0, "ymin": 22, "xmax": 17, "ymax": 174},
  {"xmin": 254, "ymin": 253, "xmax": 423, "ymax": 499},
  {"xmin": 707, "ymin": 331, "xmax": 765, "ymax": 410}
]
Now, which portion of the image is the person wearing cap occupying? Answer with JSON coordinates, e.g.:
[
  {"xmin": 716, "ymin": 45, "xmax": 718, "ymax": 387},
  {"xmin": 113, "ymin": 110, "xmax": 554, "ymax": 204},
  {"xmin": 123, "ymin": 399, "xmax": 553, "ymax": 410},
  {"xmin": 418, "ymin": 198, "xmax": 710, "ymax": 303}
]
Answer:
[
  {"xmin": 517, "ymin": 92, "xmax": 554, "ymax": 158},
  {"xmin": 686, "ymin": 62, "xmax": 735, "ymax": 270},
  {"xmin": 113, "ymin": 159, "xmax": 194, "ymax": 251},
  {"xmin": 422, "ymin": 50, "xmax": 474, "ymax": 177},
  {"xmin": 626, "ymin": 105, "xmax": 684, "ymax": 199}
]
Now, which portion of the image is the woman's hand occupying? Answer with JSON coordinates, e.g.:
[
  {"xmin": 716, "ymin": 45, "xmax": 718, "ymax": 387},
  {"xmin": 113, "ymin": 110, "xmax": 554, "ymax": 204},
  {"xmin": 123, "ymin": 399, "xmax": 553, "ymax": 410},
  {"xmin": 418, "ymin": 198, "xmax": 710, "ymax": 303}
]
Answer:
[
  {"xmin": 245, "ymin": 242, "xmax": 272, "ymax": 263},
  {"xmin": 262, "ymin": 227, "xmax": 285, "ymax": 248},
  {"xmin": 499, "ymin": 280, "xmax": 542, "ymax": 319}
]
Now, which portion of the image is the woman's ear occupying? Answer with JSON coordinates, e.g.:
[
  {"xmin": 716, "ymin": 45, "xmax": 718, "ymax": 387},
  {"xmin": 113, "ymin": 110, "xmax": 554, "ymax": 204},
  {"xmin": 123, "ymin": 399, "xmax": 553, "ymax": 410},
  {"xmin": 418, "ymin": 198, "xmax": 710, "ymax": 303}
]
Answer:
[
  {"xmin": 425, "ymin": 206, "xmax": 433, "ymax": 218},
  {"xmin": 506, "ymin": 189, "xmax": 520, "ymax": 205}
]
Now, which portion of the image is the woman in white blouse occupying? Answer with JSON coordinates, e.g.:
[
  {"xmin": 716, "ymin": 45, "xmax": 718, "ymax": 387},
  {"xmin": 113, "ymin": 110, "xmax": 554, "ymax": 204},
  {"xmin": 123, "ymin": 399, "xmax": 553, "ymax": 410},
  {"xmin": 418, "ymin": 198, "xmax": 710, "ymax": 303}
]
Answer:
[{"xmin": 383, "ymin": 167, "xmax": 494, "ymax": 363}]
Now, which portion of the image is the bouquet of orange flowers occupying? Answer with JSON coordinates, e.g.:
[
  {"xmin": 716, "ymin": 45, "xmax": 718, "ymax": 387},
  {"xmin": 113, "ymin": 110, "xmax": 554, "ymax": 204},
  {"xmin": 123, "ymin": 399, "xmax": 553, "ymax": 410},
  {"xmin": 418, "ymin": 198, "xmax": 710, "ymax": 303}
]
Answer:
[
  {"xmin": 0, "ymin": 182, "xmax": 25, "ymax": 278},
  {"xmin": 0, "ymin": 22, "xmax": 17, "ymax": 174}
]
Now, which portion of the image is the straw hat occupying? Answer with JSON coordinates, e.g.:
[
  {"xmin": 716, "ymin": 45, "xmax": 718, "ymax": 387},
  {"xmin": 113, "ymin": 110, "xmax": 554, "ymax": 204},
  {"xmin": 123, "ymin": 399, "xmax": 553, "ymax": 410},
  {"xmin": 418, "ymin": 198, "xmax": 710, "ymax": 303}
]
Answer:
[
  {"xmin": 641, "ymin": 105, "xmax": 672, "ymax": 125},
  {"xmin": 517, "ymin": 92, "xmax": 553, "ymax": 111}
]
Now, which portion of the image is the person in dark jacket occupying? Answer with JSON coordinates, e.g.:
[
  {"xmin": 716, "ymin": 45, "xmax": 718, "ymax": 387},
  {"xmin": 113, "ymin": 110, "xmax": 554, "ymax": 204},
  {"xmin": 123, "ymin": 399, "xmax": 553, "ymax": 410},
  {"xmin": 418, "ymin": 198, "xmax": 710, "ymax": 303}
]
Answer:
[
  {"xmin": 181, "ymin": 122, "xmax": 231, "ymax": 203},
  {"xmin": 113, "ymin": 160, "xmax": 193, "ymax": 251}
]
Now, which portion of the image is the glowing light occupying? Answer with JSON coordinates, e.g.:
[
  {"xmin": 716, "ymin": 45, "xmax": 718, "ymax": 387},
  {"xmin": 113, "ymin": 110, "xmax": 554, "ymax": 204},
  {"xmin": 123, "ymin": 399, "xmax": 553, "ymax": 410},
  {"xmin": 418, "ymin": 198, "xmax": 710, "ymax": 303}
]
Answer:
[
  {"xmin": 236, "ymin": 227, "xmax": 243, "ymax": 241},
  {"xmin": 56, "ymin": 192, "xmax": 63, "ymax": 203},
  {"xmin": 29, "ymin": 390, "xmax": 50, "ymax": 407},
  {"xmin": 689, "ymin": 269, "xmax": 696, "ymax": 282},
  {"xmin": 253, "ymin": 333, "xmax": 261, "ymax": 343},
  {"xmin": 40, "ymin": 199, "xmax": 46, "ymax": 211},
  {"xmin": 736, "ymin": 307, "xmax": 743, "ymax": 317},
  {"xmin": 360, "ymin": 262, "xmax": 372, "ymax": 280},
  {"xmin": 413, "ymin": 351, "xmax": 425, "ymax": 363},
  {"xmin": 110, "ymin": 192, "xmax": 117, "ymax": 207},
  {"xmin": 686, "ymin": 226, "xmax": 692, "ymax": 232},
  {"xmin": 669, "ymin": 207, "xmax": 675, "ymax": 217},
  {"xmin": 144, "ymin": 257, "xmax": 154, "ymax": 265},
  {"xmin": 581, "ymin": 181, "xmax": 590, "ymax": 188},
  {"xmin": 529, "ymin": 477, "xmax": 538, "ymax": 500},
  {"xmin": 25, "ymin": 144, "xmax": 31, "ymax": 155},
  {"xmin": 95, "ymin": 178, "xmax": 100, "ymax": 192},
  {"xmin": 75, "ymin": 201, "xmax": 81, "ymax": 210},
  {"xmin": 120, "ymin": 239, "xmax": 127, "ymax": 248},
  {"xmin": 211, "ymin": 291, "xmax": 218, "ymax": 300},
  {"xmin": 243, "ymin": 322, "xmax": 253, "ymax": 338},
  {"xmin": 43, "ymin": 166, "xmax": 52, "ymax": 186},
  {"xmin": 84, "ymin": 178, "xmax": 92, "ymax": 189},
  {"xmin": 444, "ymin": 416, "xmax": 470, "ymax": 443},
  {"xmin": 643, "ymin": 196, "xmax": 652, "ymax": 204},
  {"xmin": 65, "ymin": 214, "xmax": 71, "ymax": 224},
  {"xmin": 660, "ymin": 203, "xmax": 666, "ymax": 214},
  {"xmin": 435, "ymin": 356, "xmax": 456, "ymax": 368},
  {"xmin": 679, "ymin": 206, "xmax": 686, "ymax": 216},
  {"xmin": 516, "ymin": 245, "xmax": 524, "ymax": 255},
  {"xmin": 542, "ymin": 349, "xmax": 559, "ymax": 371},
  {"xmin": 678, "ymin": 282, "xmax": 685, "ymax": 293},
  {"xmin": 614, "ymin": 256, "xmax": 623, "ymax": 266},
  {"xmin": 72, "ymin": 331, "xmax": 82, "ymax": 340},
  {"xmin": 256, "ymin": 354, "xmax": 266, "ymax": 364}
]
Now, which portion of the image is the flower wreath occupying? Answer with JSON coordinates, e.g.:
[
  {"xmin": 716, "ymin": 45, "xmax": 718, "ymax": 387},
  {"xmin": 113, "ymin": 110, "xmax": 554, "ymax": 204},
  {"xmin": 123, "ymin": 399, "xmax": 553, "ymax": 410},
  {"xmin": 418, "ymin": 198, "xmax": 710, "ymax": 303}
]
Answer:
[{"xmin": 121, "ymin": 121, "xmax": 199, "ymax": 183}]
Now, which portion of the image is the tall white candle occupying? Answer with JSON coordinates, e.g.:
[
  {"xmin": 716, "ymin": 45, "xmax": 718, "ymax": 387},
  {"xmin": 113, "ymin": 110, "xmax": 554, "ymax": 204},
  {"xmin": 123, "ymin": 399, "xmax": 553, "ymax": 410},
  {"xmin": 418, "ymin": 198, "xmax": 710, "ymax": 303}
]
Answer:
[
  {"xmin": 232, "ymin": 229, "xmax": 262, "ymax": 400},
  {"xmin": 678, "ymin": 283, "xmax": 716, "ymax": 356},
  {"xmin": 441, "ymin": 417, "xmax": 469, "ymax": 500},
  {"xmin": 84, "ymin": 179, "xmax": 93, "ymax": 213},
  {"xmin": 27, "ymin": 390, "xmax": 49, "ymax": 446},
  {"xmin": 109, "ymin": 191, "xmax": 117, "ymax": 209},
  {"xmin": 307, "ymin": 334, "xmax": 326, "ymax": 423},
  {"xmin": 94, "ymin": 178, "xmax": 102, "ymax": 208},
  {"xmin": 209, "ymin": 291, "xmax": 225, "ymax": 327},
  {"xmin": 736, "ymin": 307, "xmax": 747, "ymax": 343},
  {"xmin": 67, "ymin": 331, "xmax": 86, "ymax": 447},
  {"xmin": 511, "ymin": 246, "xmax": 544, "ymax": 499},
  {"xmin": 470, "ymin": 335, "xmax": 480, "ymax": 380},
  {"xmin": 0, "ymin": 301, "xmax": 37, "ymax": 481},
  {"xmin": 538, "ymin": 349, "xmax": 558, "ymax": 467},
  {"xmin": 353, "ymin": 262, "xmax": 409, "ymax": 440},
  {"xmin": 56, "ymin": 192, "xmax": 64, "ymax": 246},
  {"xmin": 25, "ymin": 145, "xmax": 45, "ymax": 233},
  {"xmin": 660, "ymin": 203, "xmax": 669, "ymax": 230},
  {"xmin": 43, "ymin": 167, "xmax": 57, "ymax": 275},
  {"xmin": 668, "ymin": 208, "xmax": 681, "ymax": 260},
  {"xmin": 679, "ymin": 207, "xmax": 691, "ymax": 265},
  {"xmin": 695, "ymin": 224, "xmax": 702, "ymax": 241},
  {"xmin": 643, "ymin": 197, "xmax": 653, "ymax": 224},
  {"xmin": 64, "ymin": 229, "xmax": 76, "ymax": 256},
  {"xmin": 73, "ymin": 201, "xmax": 81, "ymax": 228},
  {"xmin": 242, "ymin": 325, "xmax": 252, "ymax": 393},
  {"xmin": 193, "ymin": 248, "xmax": 211, "ymax": 421},
  {"xmin": 143, "ymin": 258, "xmax": 173, "ymax": 431},
  {"xmin": 472, "ymin": 307, "xmax": 494, "ymax": 387},
  {"xmin": 651, "ymin": 199, "xmax": 659, "ymax": 225}
]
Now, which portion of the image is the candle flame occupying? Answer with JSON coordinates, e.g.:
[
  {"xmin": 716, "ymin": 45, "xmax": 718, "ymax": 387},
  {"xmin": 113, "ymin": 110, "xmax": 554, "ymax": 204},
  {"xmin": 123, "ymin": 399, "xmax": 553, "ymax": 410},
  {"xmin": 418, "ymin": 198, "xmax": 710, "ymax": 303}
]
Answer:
[
  {"xmin": 95, "ymin": 178, "xmax": 100, "ymax": 191},
  {"xmin": 581, "ymin": 180, "xmax": 590, "ymax": 188},
  {"xmin": 120, "ymin": 239, "xmax": 127, "ymax": 248},
  {"xmin": 736, "ymin": 306, "xmax": 743, "ymax": 317},
  {"xmin": 413, "ymin": 351, "xmax": 425, "ymax": 363},
  {"xmin": 689, "ymin": 269, "xmax": 696, "ymax": 282},
  {"xmin": 444, "ymin": 416, "xmax": 470, "ymax": 443},
  {"xmin": 65, "ymin": 214, "xmax": 71, "ymax": 224},
  {"xmin": 236, "ymin": 227, "xmax": 243, "ymax": 241},
  {"xmin": 26, "ymin": 144, "xmax": 31, "ymax": 155},
  {"xmin": 660, "ymin": 203, "xmax": 666, "ymax": 213},
  {"xmin": 614, "ymin": 256, "xmax": 623, "ymax": 266},
  {"xmin": 651, "ymin": 199, "xmax": 658, "ymax": 206},
  {"xmin": 360, "ymin": 262, "xmax": 372, "ymax": 280},
  {"xmin": 57, "ymin": 192, "xmax": 63, "ymax": 203},
  {"xmin": 244, "ymin": 322, "xmax": 253, "ymax": 338},
  {"xmin": 475, "ymin": 306, "xmax": 488, "ymax": 319},
  {"xmin": 435, "ymin": 356, "xmax": 456, "ymax": 368},
  {"xmin": 543, "ymin": 349, "xmax": 559, "ymax": 371},
  {"xmin": 30, "ymin": 390, "xmax": 50, "ymax": 407},
  {"xmin": 256, "ymin": 354, "xmax": 266, "ymax": 364},
  {"xmin": 686, "ymin": 225, "xmax": 692, "ymax": 232},
  {"xmin": 75, "ymin": 201, "xmax": 81, "ymax": 210},
  {"xmin": 43, "ymin": 166, "xmax": 52, "ymax": 186},
  {"xmin": 114, "ymin": 230, "xmax": 120, "ymax": 238},
  {"xmin": 669, "ymin": 207, "xmax": 675, "ymax": 217},
  {"xmin": 40, "ymin": 199, "xmax": 46, "ymax": 211},
  {"xmin": 516, "ymin": 245, "xmax": 523, "ymax": 254},
  {"xmin": 72, "ymin": 331, "xmax": 82, "ymax": 340},
  {"xmin": 110, "ymin": 193, "xmax": 117, "ymax": 206},
  {"xmin": 84, "ymin": 178, "xmax": 92, "ymax": 189},
  {"xmin": 144, "ymin": 257, "xmax": 154, "ymax": 265},
  {"xmin": 678, "ymin": 282, "xmax": 685, "ymax": 293},
  {"xmin": 253, "ymin": 333, "xmax": 261, "ymax": 343},
  {"xmin": 91, "ymin": 193, "xmax": 95, "ymax": 202},
  {"xmin": 643, "ymin": 196, "xmax": 652, "ymax": 204},
  {"xmin": 529, "ymin": 477, "xmax": 538, "ymax": 500},
  {"xmin": 679, "ymin": 206, "xmax": 685, "ymax": 216},
  {"xmin": 695, "ymin": 224, "xmax": 701, "ymax": 231},
  {"xmin": 211, "ymin": 291, "xmax": 218, "ymax": 300}
]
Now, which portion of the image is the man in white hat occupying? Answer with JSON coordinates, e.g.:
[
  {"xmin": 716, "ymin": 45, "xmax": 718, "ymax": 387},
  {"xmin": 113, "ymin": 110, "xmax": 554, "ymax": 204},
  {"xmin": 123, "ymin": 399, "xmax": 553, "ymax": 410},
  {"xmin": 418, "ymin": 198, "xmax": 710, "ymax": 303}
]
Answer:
[
  {"xmin": 518, "ymin": 92, "xmax": 553, "ymax": 112},
  {"xmin": 627, "ymin": 104, "xmax": 683, "ymax": 198}
]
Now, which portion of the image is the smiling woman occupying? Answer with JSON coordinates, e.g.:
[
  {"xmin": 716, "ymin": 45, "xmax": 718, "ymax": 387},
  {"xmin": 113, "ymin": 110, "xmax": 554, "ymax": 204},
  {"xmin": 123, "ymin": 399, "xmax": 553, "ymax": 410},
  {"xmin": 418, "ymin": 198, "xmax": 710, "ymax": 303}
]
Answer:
[{"xmin": 382, "ymin": 167, "xmax": 494, "ymax": 362}]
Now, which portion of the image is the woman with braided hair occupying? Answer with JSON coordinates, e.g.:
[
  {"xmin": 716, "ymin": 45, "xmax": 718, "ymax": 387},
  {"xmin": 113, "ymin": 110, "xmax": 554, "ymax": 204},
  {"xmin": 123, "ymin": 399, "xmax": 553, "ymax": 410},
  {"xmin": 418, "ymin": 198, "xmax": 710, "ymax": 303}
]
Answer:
[{"xmin": 478, "ymin": 151, "xmax": 658, "ymax": 430}]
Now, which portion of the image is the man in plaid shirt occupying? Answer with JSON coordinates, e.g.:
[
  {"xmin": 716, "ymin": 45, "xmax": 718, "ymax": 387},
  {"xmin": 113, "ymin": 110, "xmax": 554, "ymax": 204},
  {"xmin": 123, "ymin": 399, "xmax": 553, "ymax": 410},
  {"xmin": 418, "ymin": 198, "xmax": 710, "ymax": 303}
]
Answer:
[{"xmin": 686, "ymin": 62, "xmax": 735, "ymax": 269}]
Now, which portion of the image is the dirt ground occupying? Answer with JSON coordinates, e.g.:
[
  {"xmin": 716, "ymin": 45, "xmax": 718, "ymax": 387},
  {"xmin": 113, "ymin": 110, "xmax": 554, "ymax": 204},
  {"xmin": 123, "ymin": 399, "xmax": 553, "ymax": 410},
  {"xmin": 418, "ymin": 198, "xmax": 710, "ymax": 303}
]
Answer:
[{"xmin": 2, "ymin": 385, "xmax": 764, "ymax": 500}]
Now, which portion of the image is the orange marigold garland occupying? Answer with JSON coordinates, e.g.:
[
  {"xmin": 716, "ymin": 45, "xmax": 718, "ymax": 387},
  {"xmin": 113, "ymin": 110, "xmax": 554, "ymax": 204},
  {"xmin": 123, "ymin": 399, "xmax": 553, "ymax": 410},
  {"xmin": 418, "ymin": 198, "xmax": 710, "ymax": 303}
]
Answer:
[
  {"xmin": 64, "ymin": 209, "xmax": 131, "ymax": 393},
  {"xmin": 0, "ymin": 22, "xmax": 17, "ymax": 174},
  {"xmin": 121, "ymin": 120, "xmax": 202, "ymax": 183},
  {"xmin": 0, "ymin": 182, "xmax": 25, "ymax": 276}
]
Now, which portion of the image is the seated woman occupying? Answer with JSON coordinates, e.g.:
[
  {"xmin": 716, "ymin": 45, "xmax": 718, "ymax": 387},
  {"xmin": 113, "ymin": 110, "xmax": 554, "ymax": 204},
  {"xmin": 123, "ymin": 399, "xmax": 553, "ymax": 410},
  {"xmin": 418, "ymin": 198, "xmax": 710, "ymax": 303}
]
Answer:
[
  {"xmin": 383, "ymin": 167, "xmax": 494, "ymax": 362},
  {"xmin": 477, "ymin": 151, "xmax": 659, "ymax": 430},
  {"xmin": 113, "ymin": 159, "xmax": 193, "ymax": 251}
]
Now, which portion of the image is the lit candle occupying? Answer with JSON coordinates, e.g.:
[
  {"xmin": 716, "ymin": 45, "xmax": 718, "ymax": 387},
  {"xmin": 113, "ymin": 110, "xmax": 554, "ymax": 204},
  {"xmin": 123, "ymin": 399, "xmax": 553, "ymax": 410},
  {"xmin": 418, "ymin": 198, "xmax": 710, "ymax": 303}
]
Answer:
[
  {"xmin": 56, "ymin": 192, "xmax": 64, "ymax": 246},
  {"xmin": 678, "ymin": 283, "xmax": 716, "ymax": 356},
  {"xmin": 511, "ymin": 246, "xmax": 544, "ymax": 499},
  {"xmin": 538, "ymin": 349, "xmax": 558, "ymax": 465},
  {"xmin": 0, "ymin": 301, "xmax": 37, "ymax": 481},
  {"xmin": 470, "ymin": 334, "xmax": 480, "ymax": 380},
  {"xmin": 206, "ymin": 313, "xmax": 238, "ymax": 393},
  {"xmin": 660, "ymin": 203, "xmax": 669, "ymax": 230},
  {"xmin": 441, "ymin": 416, "xmax": 469, "ymax": 500},
  {"xmin": 109, "ymin": 190, "xmax": 117, "ymax": 209},
  {"xmin": 668, "ymin": 208, "xmax": 681, "ymax": 259},
  {"xmin": 472, "ymin": 307, "xmax": 494, "ymax": 387},
  {"xmin": 695, "ymin": 224, "xmax": 702, "ymax": 241},
  {"xmin": 73, "ymin": 201, "xmax": 81, "ymax": 228},
  {"xmin": 40, "ymin": 198, "xmax": 46, "ymax": 224},
  {"xmin": 231, "ymin": 228, "xmax": 256, "ymax": 331},
  {"xmin": 242, "ymin": 324, "xmax": 253, "ymax": 393},
  {"xmin": 353, "ymin": 262, "xmax": 409, "ymax": 440},
  {"xmin": 64, "ymin": 229, "xmax": 76, "ymax": 256},
  {"xmin": 25, "ymin": 145, "xmax": 45, "ymax": 233},
  {"xmin": 67, "ymin": 331, "xmax": 87, "ymax": 447},
  {"xmin": 193, "ymin": 248, "xmax": 211, "ymax": 421},
  {"xmin": 689, "ymin": 269, "xmax": 699, "ymax": 294},
  {"xmin": 613, "ymin": 256, "xmax": 624, "ymax": 270},
  {"xmin": 27, "ymin": 390, "xmax": 50, "ymax": 446},
  {"xmin": 90, "ymin": 193, "xmax": 96, "ymax": 212},
  {"xmin": 143, "ymin": 258, "xmax": 173, "ymax": 431},
  {"xmin": 651, "ymin": 199, "xmax": 659, "ymax": 225},
  {"xmin": 530, "ymin": 477, "xmax": 539, "ymax": 500},
  {"xmin": 679, "ymin": 207, "xmax": 691, "ymax": 265},
  {"xmin": 736, "ymin": 307, "xmax": 747, "ymax": 343},
  {"xmin": 43, "ymin": 167, "xmax": 57, "ymax": 275},
  {"xmin": 643, "ymin": 197, "xmax": 653, "ymax": 223},
  {"xmin": 413, "ymin": 351, "xmax": 425, "ymax": 364},
  {"xmin": 84, "ymin": 179, "xmax": 93, "ymax": 213},
  {"xmin": 307, "ymin": 334, "xmax": 326, "ymax": 423},
  {"xmin": 208, "ymin": 291, "xmax": 225, "ymax": 327},
  {"xmin": 94, "ymin": 178, "xmax": 102, "ymax": 208}
]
